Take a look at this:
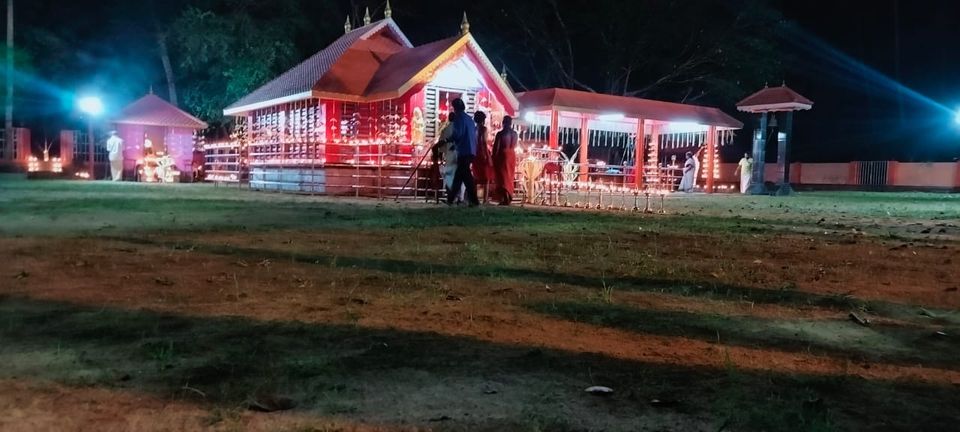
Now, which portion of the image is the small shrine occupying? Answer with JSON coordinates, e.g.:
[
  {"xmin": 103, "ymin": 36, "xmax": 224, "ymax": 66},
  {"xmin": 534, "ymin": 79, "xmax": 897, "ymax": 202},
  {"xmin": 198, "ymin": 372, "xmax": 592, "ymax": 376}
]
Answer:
[
  {"xmin": 737, "ymin": 84, "xmax": 813, "ymax": 195},
  {"xmin": 113, "ymin": 92, "xmax": 208, "ymax": 182}
]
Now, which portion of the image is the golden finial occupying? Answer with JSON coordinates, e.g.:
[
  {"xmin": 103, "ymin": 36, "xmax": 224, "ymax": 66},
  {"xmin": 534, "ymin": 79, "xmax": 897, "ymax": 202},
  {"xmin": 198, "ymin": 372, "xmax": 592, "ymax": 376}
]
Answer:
[
  {"xmin": 363, "ymin": 7, "xmax": 371, "ymax": 25},
  {"xmin": 344, "ymin": 15, "xmax": 352, "ymax": 33},
  {"xmin": 385, "ymin": 0, "xmax": 392, "ymax": 19},
  {"xmin": 460, "ymin": 12, "xmax": 470, "ymax": 35}
]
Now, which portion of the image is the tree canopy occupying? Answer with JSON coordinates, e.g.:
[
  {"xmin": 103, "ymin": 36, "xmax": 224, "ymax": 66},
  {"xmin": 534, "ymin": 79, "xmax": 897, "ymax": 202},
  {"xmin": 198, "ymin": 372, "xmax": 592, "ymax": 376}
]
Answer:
[{"xmin": 469, "ymin": 0, "xmax": 785, "ymax": 105}]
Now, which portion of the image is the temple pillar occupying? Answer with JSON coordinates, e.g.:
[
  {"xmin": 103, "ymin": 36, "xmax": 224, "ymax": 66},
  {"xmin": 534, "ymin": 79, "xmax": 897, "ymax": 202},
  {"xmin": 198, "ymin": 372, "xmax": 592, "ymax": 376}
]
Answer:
[
  {"xmin": 748, "ymin": 112, "xmax": 768, "ymax": 194},
  {"xmin": 775, "ymin": 111, "xmax": 794, "ymax": 195},
  {"xmin": 59, "ymin": 130, "xmax": 75, "ymax": 167},
  {"xmin": 649, "ymin": 124, "xmax": 660, "ymax": 186},
  {"xmin": 548, "ymin": 109, "xmax": 559, "ymax": 151},
  {"xmin": 634, "ymin": 118, "xmax": 645, "ymax": 189},
  {"xmin": 706, "ymin": 125, "xmax": 717, "ymax": 193},
  {"xmin": 578, "ymin": 116, "xmax": 589, "ymax": 182}
]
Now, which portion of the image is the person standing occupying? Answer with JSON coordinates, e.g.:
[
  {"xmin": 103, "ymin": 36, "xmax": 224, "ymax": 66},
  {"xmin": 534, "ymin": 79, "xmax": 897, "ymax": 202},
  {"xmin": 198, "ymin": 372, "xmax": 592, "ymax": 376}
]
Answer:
[
  {"xmin": 678, "ymin": 151, "xmax": 698, "ymax": 192},
  {"xmin": 445, "ymin": 98, "xmax": 478, "ymax": 206},
  {"xmin": 105, "ymin": 130, "xmax": 124, "ymax": 181},
  {"xmin": 436, "ymin": 113, "xmax": 458, "ymax": 201},
  {"xmin": 472, "ymin": 111, "xmax": 493, "ymax": 203},
  {"xmin": 143, "ymin": 133, "xmax": 154, "ymax": 155},
  {"xmin": 492, "ymin": 115, "xmax": 518, "ymax": 205},
  {"xmin": 734, "ymin": 152, "xmax": 753, "ymax": 194}
]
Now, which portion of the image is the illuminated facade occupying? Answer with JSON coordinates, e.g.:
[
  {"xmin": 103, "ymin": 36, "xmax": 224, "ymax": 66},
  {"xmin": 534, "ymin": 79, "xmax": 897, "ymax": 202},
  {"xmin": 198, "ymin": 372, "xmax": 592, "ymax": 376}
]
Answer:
[{"xmin": 220, "ymin": 12, "xmax": 518, "ymax": 194}]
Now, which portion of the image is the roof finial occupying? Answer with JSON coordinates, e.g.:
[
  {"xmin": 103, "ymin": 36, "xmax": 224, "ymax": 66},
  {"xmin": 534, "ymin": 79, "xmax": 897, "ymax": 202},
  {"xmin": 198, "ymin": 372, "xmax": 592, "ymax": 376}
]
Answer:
[
  {"xmin": 764, "ymin": 81, "xmax": 769, "ymax": 88},
  {"xmin": 363, "ymin": 7, "xmax": 371, "ymax": 25},
  {"xmin": 460, "ymin": 11, "xmax": 470, "ymax": 35},
  {"xmin": 344, "ymin": 15, "xmax": 352, "ymax": 33},
  {"xmin": 149, "ymin": 85, "xmax": 154, "ymax": 95},
  {"xmin": 500, "ymin": 64, "xmax": 507, "ymax": 81},
  {"xmin": 384, "ymin": 0, "xmax": 392, "ymax": 19},
  {"xmin": 781, "ymin": 80, "xmax": 787, "ymax": 87}
]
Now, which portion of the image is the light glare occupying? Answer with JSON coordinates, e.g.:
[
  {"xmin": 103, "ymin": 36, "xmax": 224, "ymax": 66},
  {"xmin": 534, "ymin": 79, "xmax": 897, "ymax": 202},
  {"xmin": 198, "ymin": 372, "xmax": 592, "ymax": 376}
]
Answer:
[
  {"xmin": 77, "ymin": 96, "xmax": 104, "ymax": 116},
  {"xmin": 668, "ymin": 121, "xmax": 707, "ymax": 133},
  {"xmin": 596, "ymin": 113, "xmax": 624, "ymax": 121}
]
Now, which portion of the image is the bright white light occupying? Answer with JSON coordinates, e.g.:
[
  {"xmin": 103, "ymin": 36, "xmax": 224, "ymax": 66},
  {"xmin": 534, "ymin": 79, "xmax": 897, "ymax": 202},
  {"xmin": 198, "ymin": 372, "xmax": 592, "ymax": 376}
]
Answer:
[
  {"xmin": 955, "ymin": 108, "xmax": 960, "ymax": 125},
  {"xmin": 667, "ymin": 121, "xmax": 707, "ymax": 133},
  {"xmin": 524, "ymin": 111, "xmax": 538, "ymax": 123},
  {"xmin": 77, "ymin": 96, "xmax": 104, "ymax": 116},
  {"xmin": 431, "ymin": 58, "xmax": 483, "ymax": 89},
  {"xmin": 597, "ymin": 113, "xmax": 624, "ymax": 121}
]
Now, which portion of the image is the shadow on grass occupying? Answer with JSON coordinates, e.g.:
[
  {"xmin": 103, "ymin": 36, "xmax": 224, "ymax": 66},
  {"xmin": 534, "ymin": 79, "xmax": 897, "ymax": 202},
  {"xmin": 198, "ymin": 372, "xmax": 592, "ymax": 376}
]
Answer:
[
  {"xmin": 111, "ymin": 236, "xmax": 946, "ymax": 320},
  {"xmin": 526, "ymin": 301, "xmax": 960, "ymax": 370},
  {"xmin": 2, "ymin": 295, "xmax": 959, "ymax": 431}
]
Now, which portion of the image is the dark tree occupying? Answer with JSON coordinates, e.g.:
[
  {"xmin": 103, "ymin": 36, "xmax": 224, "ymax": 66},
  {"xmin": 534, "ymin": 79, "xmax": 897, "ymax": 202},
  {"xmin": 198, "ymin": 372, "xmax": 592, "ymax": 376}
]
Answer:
[{"xmin": 471, "ymin": 0, "xmax": 785, "ymax": 105}]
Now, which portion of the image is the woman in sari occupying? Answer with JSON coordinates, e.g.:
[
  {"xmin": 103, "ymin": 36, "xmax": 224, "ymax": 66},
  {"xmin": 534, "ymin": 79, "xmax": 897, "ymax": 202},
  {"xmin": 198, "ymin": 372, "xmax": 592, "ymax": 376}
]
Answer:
[
  {"xmin": 492, "ymin": 115, "xmax": 518, "ymax": 205},
  {"xmin": 472, "ymin": 111, "xmax": 493, "ymax": 203},
  {"xmin": 678, "ymin": 151, "xmax": 699, "ymax": 192}
]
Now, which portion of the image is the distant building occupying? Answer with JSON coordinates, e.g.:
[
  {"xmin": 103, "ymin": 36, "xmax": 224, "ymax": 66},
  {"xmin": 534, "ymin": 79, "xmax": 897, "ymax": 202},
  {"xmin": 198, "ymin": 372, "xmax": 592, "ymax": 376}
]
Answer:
[{"xmin": 113, "ymin": 93, "xmax": 208, "ymax": 181}]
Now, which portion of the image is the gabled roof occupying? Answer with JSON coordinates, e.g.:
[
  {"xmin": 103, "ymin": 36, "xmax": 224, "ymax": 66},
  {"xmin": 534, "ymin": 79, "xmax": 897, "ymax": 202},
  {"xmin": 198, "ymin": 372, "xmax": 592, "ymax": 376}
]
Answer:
[
  {"xmin": 362, "ymin": 36, "xmax": 461, "ymax": 98},
  {"xmin": 737, "ymin": 85, "xmax": 813, "ymax": 113},
  {"xmin": 224, "ymin": 19, "xmax": 413, "ymax": 115},
  {"xmin": 360, "ymin": 33, "xmax": 519, "ymax": 111},
  {"xmin": 114, "ymin": 94, "xmax": 208, "ymax": 129},
  {"xmin": 518, "ymin": 88, "xmax": 743, "ymax": 129},
  {"xmin": 224, "ymin": 17, "xmax": 519, "ymax": 115}
]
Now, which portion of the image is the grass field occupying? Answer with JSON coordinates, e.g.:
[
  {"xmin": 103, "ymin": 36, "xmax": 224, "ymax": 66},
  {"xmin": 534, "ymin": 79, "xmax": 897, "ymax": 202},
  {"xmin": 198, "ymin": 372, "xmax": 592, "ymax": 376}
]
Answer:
[{"xmin": 1, "ymin": 177, "xmax": 959, "ymax": 431}]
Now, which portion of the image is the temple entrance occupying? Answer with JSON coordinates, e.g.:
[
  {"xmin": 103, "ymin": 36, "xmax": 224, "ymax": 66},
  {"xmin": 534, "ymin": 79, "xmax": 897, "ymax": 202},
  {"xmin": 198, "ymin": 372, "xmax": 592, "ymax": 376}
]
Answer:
[{"xmin": 424, "ymin": 86, "xmax": 477, "ymax": 145}]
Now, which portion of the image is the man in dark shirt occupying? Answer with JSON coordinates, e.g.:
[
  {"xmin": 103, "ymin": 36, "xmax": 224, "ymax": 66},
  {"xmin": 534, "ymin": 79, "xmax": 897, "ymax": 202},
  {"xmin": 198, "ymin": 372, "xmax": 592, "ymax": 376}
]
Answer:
[{"xmin": 445, "ymin": 98, "xmax": 479, "ymax": 206}]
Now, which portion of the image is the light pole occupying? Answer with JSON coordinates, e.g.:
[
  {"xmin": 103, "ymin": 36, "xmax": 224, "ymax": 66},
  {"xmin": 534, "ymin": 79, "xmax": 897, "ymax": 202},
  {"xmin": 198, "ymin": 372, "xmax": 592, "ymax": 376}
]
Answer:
[{"xmin": 77, "ymin": 96, "xmax": 103, "ymax": 179}]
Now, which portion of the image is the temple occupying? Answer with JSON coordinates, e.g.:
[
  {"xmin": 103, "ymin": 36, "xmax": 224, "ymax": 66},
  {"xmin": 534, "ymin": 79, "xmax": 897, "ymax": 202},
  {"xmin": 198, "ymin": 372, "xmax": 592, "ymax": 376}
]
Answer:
[
  {"xmin": 113, "ymin": 93, "xmax": 208, "ymax": 182},
  {"xmin": 218, "ymin": 10, "xmax": 516, "ymax": 194},
  {"xmin": 213, "ymin": 7, "xmax": 744, "ymax": 196}
]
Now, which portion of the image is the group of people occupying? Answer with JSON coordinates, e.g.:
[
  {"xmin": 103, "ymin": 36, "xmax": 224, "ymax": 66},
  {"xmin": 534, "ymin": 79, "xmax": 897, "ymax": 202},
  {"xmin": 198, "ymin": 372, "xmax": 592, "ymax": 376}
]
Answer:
[
  {"xmin": 677, "ymin": 149, "xmax": 754, "ymax": 194},
  {"xmin": 104, "ymin": 130, "xmax": 180, "ymax": 183},
  {"xmin": 433, "ymin": 98, "xmax": 517, "ymax": 206}
]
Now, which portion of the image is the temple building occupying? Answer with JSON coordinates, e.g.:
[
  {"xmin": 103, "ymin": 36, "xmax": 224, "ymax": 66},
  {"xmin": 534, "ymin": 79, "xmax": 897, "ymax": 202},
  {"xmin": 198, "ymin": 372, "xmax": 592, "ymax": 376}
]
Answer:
[
  {"xmin": 113, "ymin": 92, "xmax": 208, "ymax": 182},
  {"xmin": 216, "ymin": 5, "xmax": 744, "ymax": 196},
  {"xmin": 220, "ymin": 7, "xmax": 516, "ymax": 193}
]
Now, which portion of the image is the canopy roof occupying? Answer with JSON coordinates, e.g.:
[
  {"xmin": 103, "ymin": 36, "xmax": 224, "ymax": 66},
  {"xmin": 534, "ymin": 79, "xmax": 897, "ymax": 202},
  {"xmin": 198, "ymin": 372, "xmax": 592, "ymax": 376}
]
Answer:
[
  {"xmin": 224, "ymin": 18, "xmax": 517, "ymax": 115},
  {"xmin": 737, "ymin": 85, "xmax": 813, "ymax": 113},
  {"xmin": 114, "ymin": 94, "xmax": 207, "ymax": 129},
  {"xmin": 518, "ymin": 88, "xmax": 743, "ymax": 129}
]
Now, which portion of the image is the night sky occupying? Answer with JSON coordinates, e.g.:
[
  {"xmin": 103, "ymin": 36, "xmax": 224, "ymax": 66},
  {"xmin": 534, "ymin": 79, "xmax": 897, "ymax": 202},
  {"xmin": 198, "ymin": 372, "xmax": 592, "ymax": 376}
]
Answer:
[{"xmin": 7, "ymin": 0, "xmax": 960, "ymax": 162}]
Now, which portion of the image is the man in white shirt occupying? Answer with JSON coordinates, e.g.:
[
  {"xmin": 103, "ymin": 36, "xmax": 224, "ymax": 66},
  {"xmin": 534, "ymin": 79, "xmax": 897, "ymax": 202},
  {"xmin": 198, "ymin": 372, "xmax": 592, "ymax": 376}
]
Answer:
[{"xmin": 105, "ymin": 131, "xmax": 124, "ymax": 181}]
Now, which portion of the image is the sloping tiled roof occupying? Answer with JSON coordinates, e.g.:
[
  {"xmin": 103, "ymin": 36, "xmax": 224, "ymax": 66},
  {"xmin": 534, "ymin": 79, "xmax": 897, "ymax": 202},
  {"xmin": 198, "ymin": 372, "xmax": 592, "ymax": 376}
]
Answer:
[
  {"xmin": 224, "ymin": 19, "xmax": 518, "ymax": 114},
  {"xmin": 737, "ymin": 85, "xmax": 813, "ymax": 112},
  {"xmin": 518, "ymin": 88, "xmax": 743, "ymax": 129},
  {"xmin": 114, "ymin": 94, "xmax": 208, "ymax": 129},
  {"xmin": 313, "ymin": 35, "xmax": 403, "ymax": 98},
  {"xmin": 224, "ymin": 19, "xmax": 412, "ymax": 114},
  {"xmin": 363, "ymin": 36, "xmax": 460, "ymax": 98}
]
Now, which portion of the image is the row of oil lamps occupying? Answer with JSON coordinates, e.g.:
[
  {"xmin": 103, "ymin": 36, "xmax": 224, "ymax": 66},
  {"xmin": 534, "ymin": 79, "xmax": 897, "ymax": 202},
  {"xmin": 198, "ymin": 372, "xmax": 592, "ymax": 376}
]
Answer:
[{"xmin": 527, "ymin": 179, "xmax": 667, "ymax": 213}]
